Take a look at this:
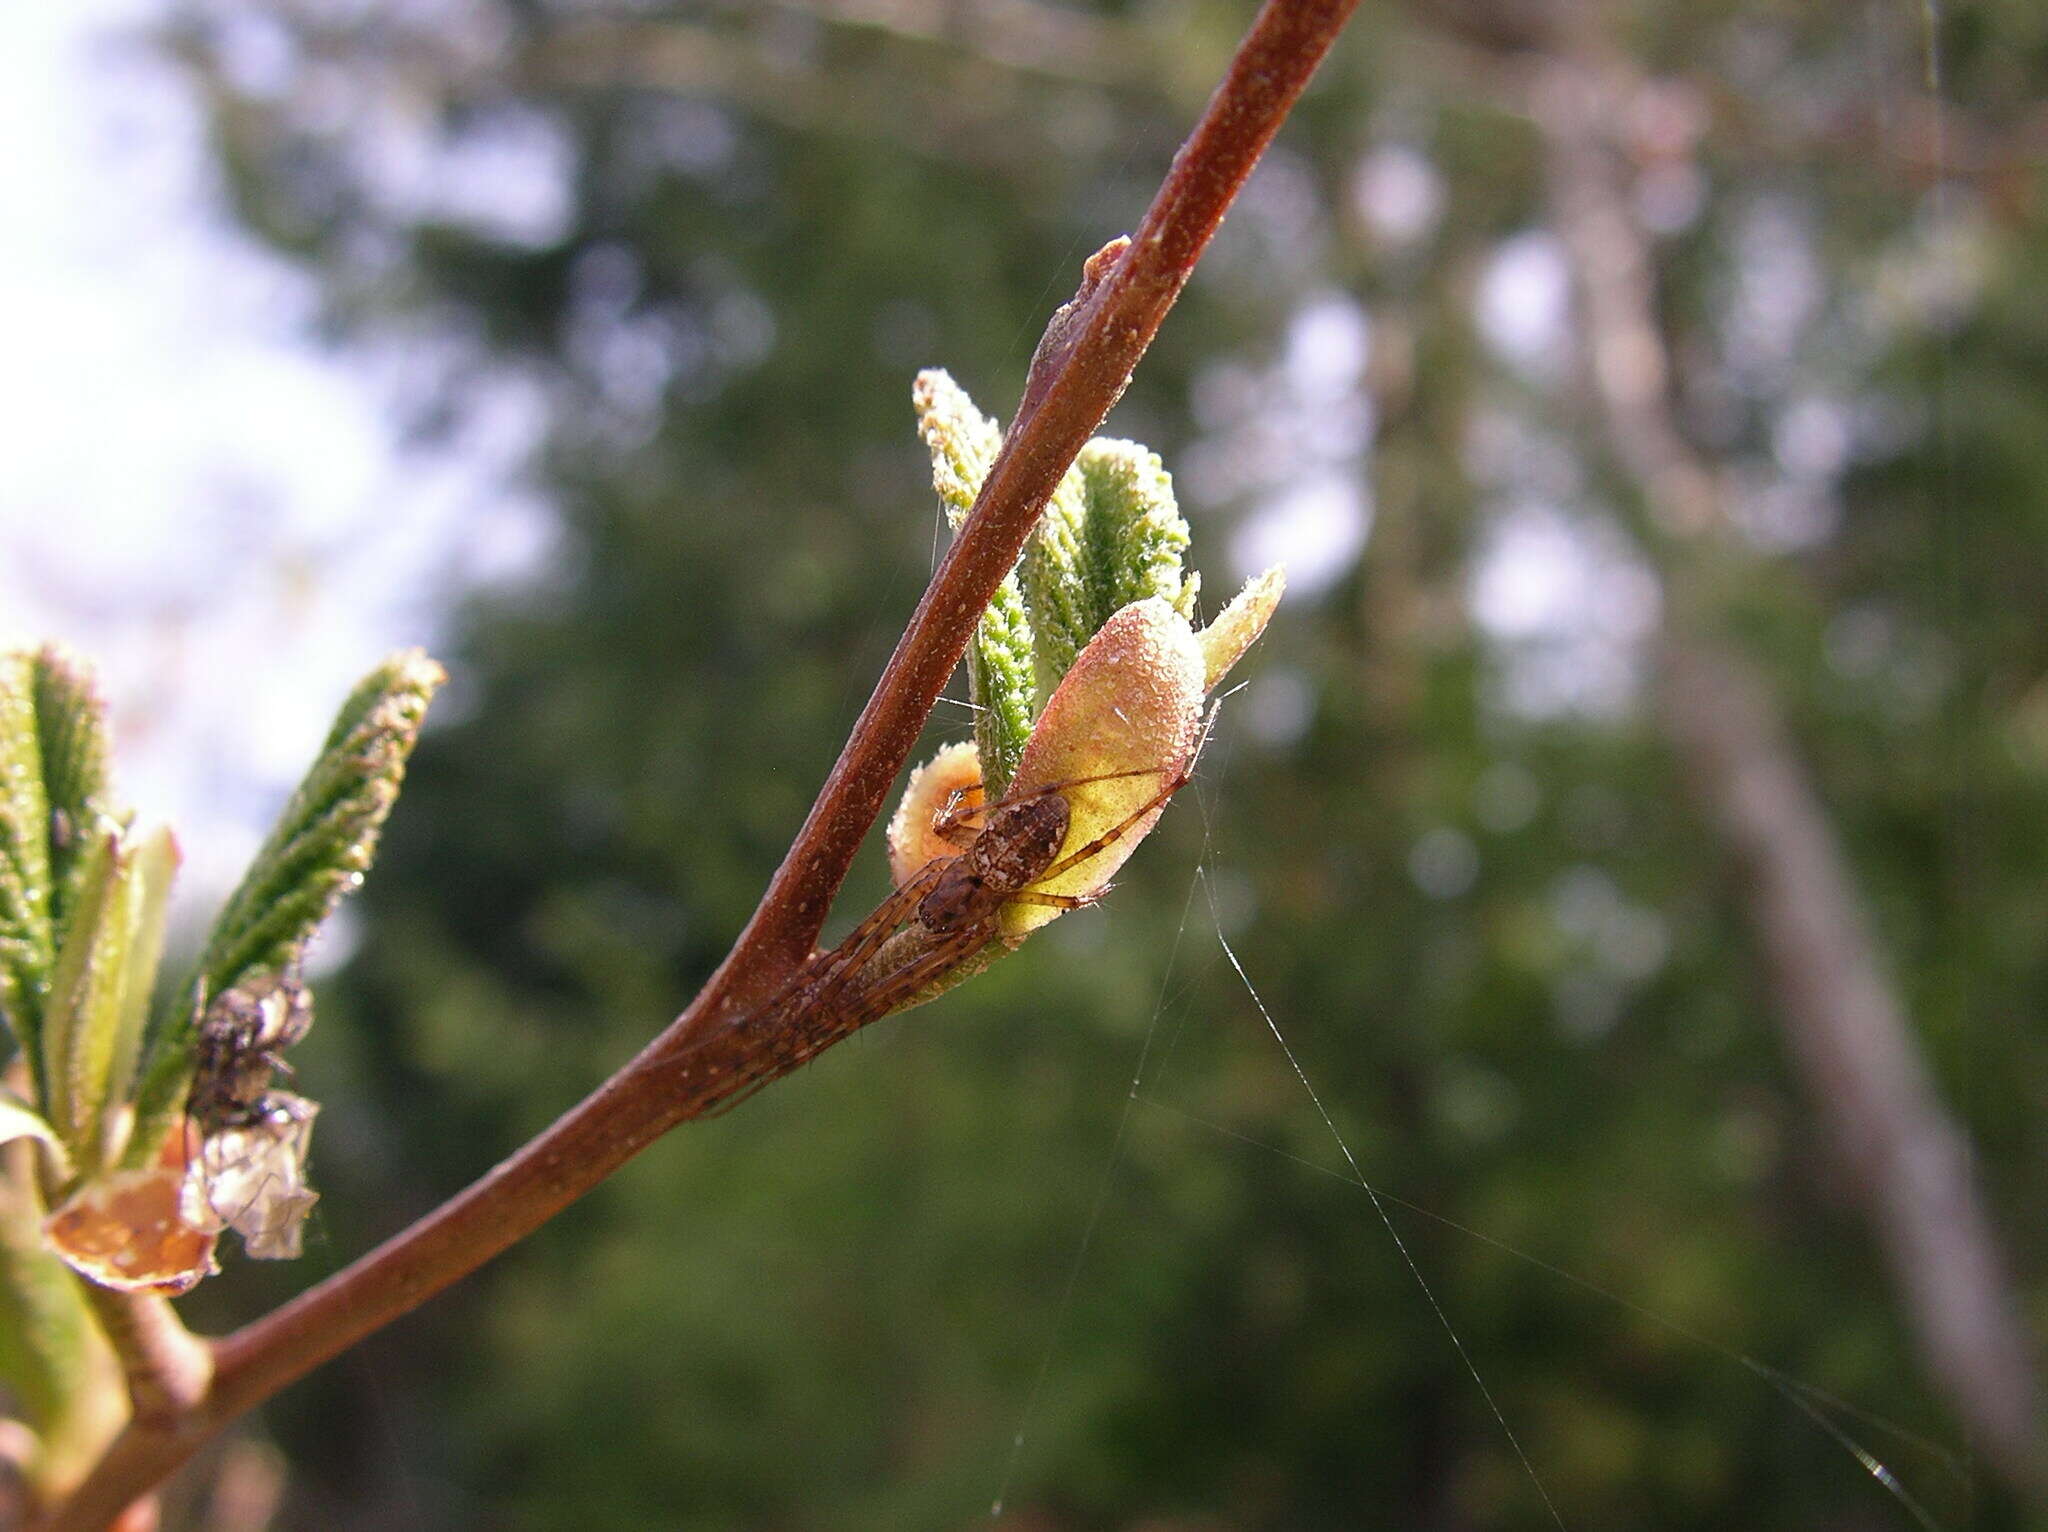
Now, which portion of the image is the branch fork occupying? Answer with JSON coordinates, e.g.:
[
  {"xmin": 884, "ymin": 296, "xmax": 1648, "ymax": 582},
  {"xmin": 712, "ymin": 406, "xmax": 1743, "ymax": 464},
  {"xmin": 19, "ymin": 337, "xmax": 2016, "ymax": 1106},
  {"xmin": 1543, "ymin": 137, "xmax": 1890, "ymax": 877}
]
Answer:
[{"xmin": 29, "ymin": 0, "xmax": 1359, "ymax": 1524}]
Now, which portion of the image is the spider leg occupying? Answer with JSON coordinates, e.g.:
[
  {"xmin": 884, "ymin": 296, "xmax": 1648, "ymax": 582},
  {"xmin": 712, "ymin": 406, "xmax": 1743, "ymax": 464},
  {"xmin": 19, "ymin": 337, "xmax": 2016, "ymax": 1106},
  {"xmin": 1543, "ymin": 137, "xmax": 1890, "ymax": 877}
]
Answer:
[
  {"xmin": 697, "ymin": 923, "xmax": 991, "ymax": 1119},
  {"xmin": 834, "ymin": 924, "xmax": 995, "ymax": 1027},
  {"xmin": 996, "ymin": 763, "xmax": 1178, "ymax": 805},
  {"xmin": 760, "ymin": 856, "xmax": 947, "ymax": 1031},
  {"xmin": 1003, "ymin": 888, "xmax": 1095, "ymax": 911},
  {"xmin": 1034, "ymin": 770, "xmax": 1189, "ymax": 883},
  {"xmin": 929, "ymin": 755, "xmax": 1201, "ymax": 849},
  {"xmin": 695, "ymin": 1069, "xmax": 775, "ymax": 1119},
  {"xmin": 930, "ymin": 786, "xmax": 989, "ymax": 845},
  {"xmin": 806, "ymin": 856, "xmax": 951, "ymax": 1009},
  {"xmin": 938, "ymin": 763, "xmax": 1195, "ymax": 833}
]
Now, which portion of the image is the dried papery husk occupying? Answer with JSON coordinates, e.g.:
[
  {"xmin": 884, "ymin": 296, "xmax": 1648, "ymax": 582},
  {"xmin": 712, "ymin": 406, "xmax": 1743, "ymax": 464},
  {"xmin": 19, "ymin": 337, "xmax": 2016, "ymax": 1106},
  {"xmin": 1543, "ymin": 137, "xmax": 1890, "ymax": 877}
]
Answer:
[
  {"xmin": 1001, "ymin": 597, "xmax": 1205, "ymax": 941},
  {"xmin": 886, "ymin": 741, "xmax": 983, "ymax": 887},
  {"xmin": 181, "ymin": 1094, "xmax": 319, "ymax": 1260}
]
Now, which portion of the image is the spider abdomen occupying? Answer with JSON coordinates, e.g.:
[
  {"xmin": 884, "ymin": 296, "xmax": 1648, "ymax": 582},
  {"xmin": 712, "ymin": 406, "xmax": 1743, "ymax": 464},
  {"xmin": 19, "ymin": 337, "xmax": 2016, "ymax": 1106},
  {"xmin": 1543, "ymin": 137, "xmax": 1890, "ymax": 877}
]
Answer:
[{"xmin": 916, "ymin": 795, "xmax": 1069, "ymax": 935}]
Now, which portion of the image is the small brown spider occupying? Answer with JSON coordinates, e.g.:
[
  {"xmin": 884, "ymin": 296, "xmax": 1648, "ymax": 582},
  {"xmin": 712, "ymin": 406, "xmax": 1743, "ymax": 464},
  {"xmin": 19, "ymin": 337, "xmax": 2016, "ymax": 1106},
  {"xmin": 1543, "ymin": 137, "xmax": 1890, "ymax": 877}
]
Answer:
[
  {"xmin": 658, "ymin": 727, "xmax": 1209, "ymax": 1117},
  {"xmin": 181, "ymin": 968, "xmax": 323, "ymax": 1259},
  {"xmin": 187, "ymin": 967, "xmax": 313, "ymax": 1134}
]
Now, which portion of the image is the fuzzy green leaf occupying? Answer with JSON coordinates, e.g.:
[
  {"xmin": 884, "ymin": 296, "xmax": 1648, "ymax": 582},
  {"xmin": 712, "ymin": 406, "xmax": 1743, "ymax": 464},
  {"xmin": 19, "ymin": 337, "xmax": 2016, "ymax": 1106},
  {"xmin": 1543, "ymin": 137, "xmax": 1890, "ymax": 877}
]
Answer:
[
  {"xmin": 963, "ymin": 589, "xmax": 1035, "ymax": 797},
  {"xmin": 37, "ymin": 824, "xmax": 174, "ymax": 1174},
  {"xmin": 913, "ymin": 368, "xmax": 1002, "ymax": 520},
  {"xmin": 31, "ymin": 646, "xmax": 115, "ymax": 940},
  {"xmin": 911, "ymin": 373, "xmax": 1203, "ymax": 785},
  {"xmin": 126, "ymin": 651, "xmax": 442, "ymax": 1163},
  {"xmin": 0, "ymin": 654, "xmax": 55, "ymax": 1083},
  {"xmin": 196, "ymin": 649, "xmax": 443, "ymax": 999},
  {"xmin": 40, "ymin": 831, "xmax": 128, "ymax": 1165},
  {"xmin": 1019, "ymin": 461, "xmax": 1093, "ymax": 702},
  {"xmin": 1075, "ymin": 438, "xmax": 1194, "ymax": 628},
  {"xmin": 1020, "ymin": 441, "xmax": 1191, "ymax": 703},
  {"xmin": 914, "ymin": 371, "xmax": 1037, "ymax": 794}
]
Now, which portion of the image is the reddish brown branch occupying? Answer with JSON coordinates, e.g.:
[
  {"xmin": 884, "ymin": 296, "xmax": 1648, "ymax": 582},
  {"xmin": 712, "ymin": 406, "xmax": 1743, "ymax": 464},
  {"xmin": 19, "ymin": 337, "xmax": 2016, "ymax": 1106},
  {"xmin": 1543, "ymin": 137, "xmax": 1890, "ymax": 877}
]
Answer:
[
  {"xmin": 706, "ymin": 0, "xmax": 1359, "ymax": 1016},
  {"xmin": 77, "ymin": 1292, "xmax": 210, "ymax": 1428},
  {"xmin": 38, "ymin": 1, "xmax": 1358, "ymax": 1524}
]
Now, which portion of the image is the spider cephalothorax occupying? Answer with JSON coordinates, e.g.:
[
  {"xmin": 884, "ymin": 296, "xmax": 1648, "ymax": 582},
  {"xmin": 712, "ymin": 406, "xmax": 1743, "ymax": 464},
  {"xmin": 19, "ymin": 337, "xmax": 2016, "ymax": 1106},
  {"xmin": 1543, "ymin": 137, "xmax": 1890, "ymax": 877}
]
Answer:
[{"xmin": 188, "ymin": 968, "xmax": 313, "ymax": 1133}]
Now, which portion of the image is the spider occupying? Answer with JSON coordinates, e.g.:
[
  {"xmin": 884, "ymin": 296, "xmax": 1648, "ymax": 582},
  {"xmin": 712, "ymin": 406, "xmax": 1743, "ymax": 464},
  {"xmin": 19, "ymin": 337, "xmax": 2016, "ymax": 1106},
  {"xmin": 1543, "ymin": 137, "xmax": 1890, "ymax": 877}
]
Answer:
[
  {"xmin": 187, "ymin": 967, "xmax": 314, "ymax": 1134},
  {"xmin": 41, "ymin": 969, "xmax": 322, "ymax": 1291},
  {"xmin": 181, "ymin": 967, "xmax": 324, "ymax": 1259},
  {"xmin": 657, "ymin": 712, "xmax": 1213, "ymax": 1117}
]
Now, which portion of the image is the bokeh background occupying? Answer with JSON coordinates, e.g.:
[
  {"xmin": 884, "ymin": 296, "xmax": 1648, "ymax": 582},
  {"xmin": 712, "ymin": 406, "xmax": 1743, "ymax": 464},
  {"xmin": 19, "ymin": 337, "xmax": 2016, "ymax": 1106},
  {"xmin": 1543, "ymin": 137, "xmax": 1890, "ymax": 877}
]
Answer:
[{"xmin": 4, "ymin": 0, "xmax": 2045, "ymax": 1527}]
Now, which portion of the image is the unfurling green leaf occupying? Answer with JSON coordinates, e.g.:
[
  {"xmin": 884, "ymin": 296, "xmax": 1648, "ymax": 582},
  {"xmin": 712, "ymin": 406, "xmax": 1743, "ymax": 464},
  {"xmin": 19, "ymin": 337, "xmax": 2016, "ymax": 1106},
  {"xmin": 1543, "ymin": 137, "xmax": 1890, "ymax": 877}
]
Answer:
[
  {"xmin": 915, "ymin": 370, "xmax": 1037, "ymax": 794},
  {"xmin": 32, "ymin": 646, "xmax": 115, "ymax": 939},
  {"xmin": 40, "ymin": 825, "xmax": 177, "ymax": 1175},
  {"xmin": 916, "ymin": 376, "xmax": 1197, "ymax": 719},
  {"xmin": 196, "ymin": 649, "xmax": 444, "ymax": 1000},
  {"xmin": 1076, "ymin": 439, "xmax": 1194, "ymax": 624},
  {"xmin": 913, "ymin": 368, "xmax": 1002, "ymax": 520},
  {"xmin": 1019, "ymin": 460, "xmax": 1092, "ymax": 701},
  {"xmin": 963, "ymin": 591, "xmax": 1035, "ymax": 798},
  {"xmin": 0, "ymin": 647, "xmax": 124, "ymax": 1117},
  {"xmin": 911, "ymin": 373, "xmax": 1239, "ymax": 803},
  {"xmin": 0, "ymin": 654, "xmax": 56, "ymax": 1080},
  {"xmin": 126, "ymin": 650, "xmax": 443, "ymax": 1163}
]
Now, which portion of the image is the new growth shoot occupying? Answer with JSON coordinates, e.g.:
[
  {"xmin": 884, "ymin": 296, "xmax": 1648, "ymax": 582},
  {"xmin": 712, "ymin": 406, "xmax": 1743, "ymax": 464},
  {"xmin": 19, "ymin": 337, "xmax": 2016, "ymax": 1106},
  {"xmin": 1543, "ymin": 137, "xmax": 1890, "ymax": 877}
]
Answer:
[
  {"xmin": 0, "ymin": 3, "xmax": 1360, "ymax": 1516},
  {"xmin": 652, "ymin": 372, "xmax": 1283, "ymax": 1113}
]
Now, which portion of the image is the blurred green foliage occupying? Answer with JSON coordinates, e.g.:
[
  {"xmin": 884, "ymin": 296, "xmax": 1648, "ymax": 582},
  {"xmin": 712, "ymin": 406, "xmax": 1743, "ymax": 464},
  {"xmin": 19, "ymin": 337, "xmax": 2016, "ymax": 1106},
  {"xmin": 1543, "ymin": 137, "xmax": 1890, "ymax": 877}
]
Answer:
[{"xmin": 159, "ymin": 0, "xmax": 2045, "ymax": 1527}]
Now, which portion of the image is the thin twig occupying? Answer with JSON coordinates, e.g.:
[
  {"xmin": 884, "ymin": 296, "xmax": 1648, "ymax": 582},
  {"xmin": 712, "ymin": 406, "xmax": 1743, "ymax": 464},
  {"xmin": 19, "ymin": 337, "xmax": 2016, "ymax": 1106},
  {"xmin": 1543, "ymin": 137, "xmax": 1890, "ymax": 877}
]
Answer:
[
  {"xmin": 76, "ymin": 1291, "xmax": 211, "ymax": 1427},
  {"xmin": 37, "ymin": 1, "xmax": 1358, "ymax": 1523}
]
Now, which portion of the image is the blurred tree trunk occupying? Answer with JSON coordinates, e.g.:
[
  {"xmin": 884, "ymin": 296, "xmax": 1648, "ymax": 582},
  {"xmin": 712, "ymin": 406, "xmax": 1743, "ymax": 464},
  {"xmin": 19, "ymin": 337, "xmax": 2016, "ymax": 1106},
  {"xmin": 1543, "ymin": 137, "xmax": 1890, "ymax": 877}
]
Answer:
[
  {"xmin": 1529, "ymin": 30, "xmax": 2045, "ymax": 1499},
  {"xmin": 1655, "ymin": 632, "xmax": 2042, "ymax": 1491}
]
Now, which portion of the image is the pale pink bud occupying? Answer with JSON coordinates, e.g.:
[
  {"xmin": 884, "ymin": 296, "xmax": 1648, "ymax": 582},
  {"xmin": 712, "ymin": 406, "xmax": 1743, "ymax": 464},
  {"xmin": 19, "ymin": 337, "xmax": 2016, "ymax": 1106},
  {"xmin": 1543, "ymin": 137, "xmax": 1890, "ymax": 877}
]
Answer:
[
  {"xmin": 1000, "ymin": 597, "xmax": 1206, "ymax": 940},
  {"xmin": 885, "ymin": 572, "xmax": 1282, "ymax": 951}
]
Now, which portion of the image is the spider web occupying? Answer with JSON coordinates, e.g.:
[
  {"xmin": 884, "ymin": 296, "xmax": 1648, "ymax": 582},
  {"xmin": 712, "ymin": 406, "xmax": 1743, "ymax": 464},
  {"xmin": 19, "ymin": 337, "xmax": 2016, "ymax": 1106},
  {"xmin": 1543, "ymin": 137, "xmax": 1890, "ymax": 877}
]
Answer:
[{"xmin": 990, "ymin": 696, "xmax": 1969, "ymax": 1529}]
